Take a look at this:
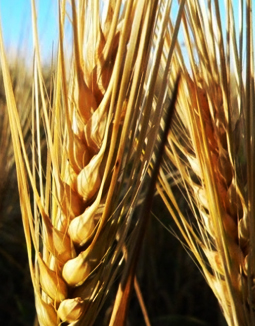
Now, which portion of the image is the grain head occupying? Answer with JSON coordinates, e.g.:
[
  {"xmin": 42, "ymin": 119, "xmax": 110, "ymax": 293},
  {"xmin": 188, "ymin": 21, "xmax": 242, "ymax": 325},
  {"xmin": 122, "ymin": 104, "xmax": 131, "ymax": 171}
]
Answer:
[
  {"xmin": 159, "ymin": 1, "xmax": 255, "ymax": 325},
  {"xmin": 0, "ymin": 0, "xmax": 184, "ymax": 325}
]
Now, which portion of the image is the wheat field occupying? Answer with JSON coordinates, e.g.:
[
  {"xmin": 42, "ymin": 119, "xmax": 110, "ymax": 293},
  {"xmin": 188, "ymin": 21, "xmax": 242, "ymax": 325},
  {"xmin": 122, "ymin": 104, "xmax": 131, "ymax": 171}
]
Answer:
[{"xmin": 0, "ymin": 0, "xmax": 253, "ymax": 326}]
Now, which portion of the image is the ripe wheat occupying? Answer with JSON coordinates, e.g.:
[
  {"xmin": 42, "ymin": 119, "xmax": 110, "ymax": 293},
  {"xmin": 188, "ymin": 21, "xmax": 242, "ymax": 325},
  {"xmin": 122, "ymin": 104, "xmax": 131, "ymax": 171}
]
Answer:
[
  {"xmin": 0, "ymin": 0, "xmax": 184, "ymax": 325},
  {"xmin": 158, "ymin": 1, "xmax": 255, "ymax": 326}
]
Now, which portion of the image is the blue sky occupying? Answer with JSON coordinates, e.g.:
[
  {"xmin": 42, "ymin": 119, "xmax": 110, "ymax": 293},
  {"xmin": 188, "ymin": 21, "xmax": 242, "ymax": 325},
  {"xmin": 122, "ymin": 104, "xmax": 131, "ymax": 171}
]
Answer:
[
  {"xmin": 0, "ymin": 0, "xmax": 253, "ymax": 65},
  {"xmin": 0, "ymin": 0, "xmax": 59, "ymax": 63}
]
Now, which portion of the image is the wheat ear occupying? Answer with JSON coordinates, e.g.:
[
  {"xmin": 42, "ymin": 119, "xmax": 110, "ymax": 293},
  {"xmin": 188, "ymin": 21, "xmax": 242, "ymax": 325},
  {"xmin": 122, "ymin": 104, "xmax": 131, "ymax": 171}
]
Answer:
[
  {"xmin": 0, "ymin": 0, "xmax": 184, "ymax": 325},
  {"xmin": 158, "ymin": 1, "xmax": 255, "ymax": 326}
]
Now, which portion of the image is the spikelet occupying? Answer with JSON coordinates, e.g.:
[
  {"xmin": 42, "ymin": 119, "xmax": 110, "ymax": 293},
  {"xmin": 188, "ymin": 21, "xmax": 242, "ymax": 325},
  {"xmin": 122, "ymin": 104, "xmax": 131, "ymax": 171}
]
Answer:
[{"xmin": 57, "ymin": 297, "xmax": 85, "ymax": 323}]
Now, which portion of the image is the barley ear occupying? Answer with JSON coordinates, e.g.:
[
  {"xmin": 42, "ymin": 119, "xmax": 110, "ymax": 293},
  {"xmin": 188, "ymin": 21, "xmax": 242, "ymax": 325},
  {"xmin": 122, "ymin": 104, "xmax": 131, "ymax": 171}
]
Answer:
[
  {"xmin": 159, "ymin": 1, "xmax": 255, "ymax": 325},
  {"xmin": 0, "ymin": 1, "xmax": 183, "ymax": 325}
]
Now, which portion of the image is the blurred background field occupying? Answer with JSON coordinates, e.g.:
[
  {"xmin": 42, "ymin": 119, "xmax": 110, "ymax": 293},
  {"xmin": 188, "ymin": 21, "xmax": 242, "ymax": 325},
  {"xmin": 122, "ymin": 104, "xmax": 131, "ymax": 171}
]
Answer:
[{"xmin": 0, "ymin": 1, "xmax": 239, "ymax": 325}]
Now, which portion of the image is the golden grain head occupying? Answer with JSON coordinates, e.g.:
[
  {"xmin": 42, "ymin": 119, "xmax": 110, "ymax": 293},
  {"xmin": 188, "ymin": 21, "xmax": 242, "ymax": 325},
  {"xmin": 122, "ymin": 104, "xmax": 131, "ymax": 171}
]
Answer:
[
  {"xmin": 0, "ymin": 0, "xmax": 197, "ymax": 325},
  {"xmin": 158, "ymin": 0, "xmax": 255, "ymax": 324}
]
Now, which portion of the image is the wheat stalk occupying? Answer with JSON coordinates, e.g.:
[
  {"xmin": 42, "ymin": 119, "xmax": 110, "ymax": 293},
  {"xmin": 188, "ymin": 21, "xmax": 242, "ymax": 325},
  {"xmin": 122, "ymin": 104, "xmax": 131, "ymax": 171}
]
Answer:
[
  {"xmin": 0, "ymin": 0, "xmax": 184, "ymax": 325},
  {"xmin": 158, "ymin": 1, "xmax": 255, "ymax": 325}
]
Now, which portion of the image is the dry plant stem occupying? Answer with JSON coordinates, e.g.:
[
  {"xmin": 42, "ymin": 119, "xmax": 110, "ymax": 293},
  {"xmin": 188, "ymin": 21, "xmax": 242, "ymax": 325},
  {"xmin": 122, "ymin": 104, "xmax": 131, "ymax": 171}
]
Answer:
[{"xmin": 134, "ymin": 277, "xmax": 152, "ymax": 326}]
